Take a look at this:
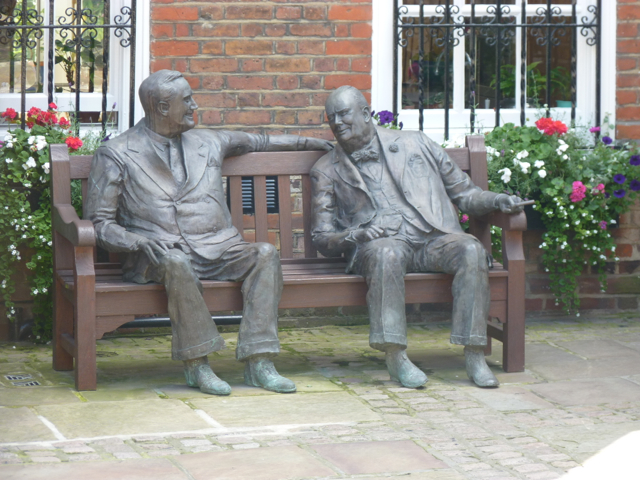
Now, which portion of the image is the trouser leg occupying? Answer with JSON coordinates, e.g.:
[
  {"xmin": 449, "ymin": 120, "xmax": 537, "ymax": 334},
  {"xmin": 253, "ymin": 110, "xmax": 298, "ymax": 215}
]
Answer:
[
  {"xmin": 352, "ymin": 238, "xmax": 413, "ymax": 351},
  {"xmin": 414, "ymin": 233, "xmax": 489, "ymax": 346},
  {"xmin": 147, "ymin": 249, "xmax": 224, "ymax": 361},
  {"xmin": 200, "ymin": 242, "xmax": 283, "ymax": 361}
]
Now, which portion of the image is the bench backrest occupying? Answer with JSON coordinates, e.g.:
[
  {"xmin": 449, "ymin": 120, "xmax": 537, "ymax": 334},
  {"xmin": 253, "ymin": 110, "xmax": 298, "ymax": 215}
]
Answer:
[{"xmin": 51, "ymin": 135, "xmax": 488, "ymax": 264}]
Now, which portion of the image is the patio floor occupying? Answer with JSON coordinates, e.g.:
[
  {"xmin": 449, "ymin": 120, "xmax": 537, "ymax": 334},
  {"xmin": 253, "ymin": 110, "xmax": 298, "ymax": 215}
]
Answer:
[{"xmin": 1, "ymin": 317, "xmax": 639, "ymax": 479}]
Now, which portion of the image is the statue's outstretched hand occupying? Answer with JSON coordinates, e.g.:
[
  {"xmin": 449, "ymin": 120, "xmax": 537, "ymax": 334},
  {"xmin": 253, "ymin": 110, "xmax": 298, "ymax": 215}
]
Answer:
[
  {"xmin": 305, "ymin": 138, "xmax": 334, "ymax": 151},
  {"xmin": 496, "ymin": 194, "xmax": 525, "ymax": 214},
  {"xmin": 351, "ymin": 225, "xmax": 388, "ymax": 243},
  {"xmin": 135, "ymin": 238, "xmax": 174, "ymax": 265}
]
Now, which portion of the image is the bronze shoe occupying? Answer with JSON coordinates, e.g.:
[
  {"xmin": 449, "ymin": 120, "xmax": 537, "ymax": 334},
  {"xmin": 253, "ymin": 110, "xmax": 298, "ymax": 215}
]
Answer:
[
  {"xmin": 244, "ymin": 357, "xmax": 296, "ymax": 393},
  {"xmin": 386, "ymin": 347, "xmax": 428, "ymax": 388},
  {"xmin": 465, "ymin": 346, "xmax": 499, "ymax": 388},
  {"xmin": 184, "ymin": 358, "xmax": 231, "ymax": 396}
]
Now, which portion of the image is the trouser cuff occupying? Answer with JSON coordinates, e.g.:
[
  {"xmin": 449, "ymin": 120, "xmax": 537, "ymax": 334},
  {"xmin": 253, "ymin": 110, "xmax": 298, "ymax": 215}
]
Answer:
[
  {"xmin": 450, "ymin": 334, "xmax": 487, "ymax": 346},
  {"xmin": 236, "ymin": 340, "xmax": 280, "ymax": 361},
  {"xmin": 370, "ymin": 333, "xmax": 408, "ymax": 351},
  {"xmin": 172, "ymin": 335, "xmax": 226, "ymax": 361}
]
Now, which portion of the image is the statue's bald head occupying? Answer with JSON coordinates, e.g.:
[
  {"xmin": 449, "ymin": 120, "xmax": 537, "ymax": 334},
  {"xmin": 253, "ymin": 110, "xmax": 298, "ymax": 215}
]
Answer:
[
  {"xmin": 326, "ymin": 85, "xmax": 369, "ymax": 113},
  {"xmin": 325, "ymin": 86, "xmax": 375, "ymax": 153},
  {"xmin": 139, "ymin": 70, "xmax": 185, "ymax": 118}
]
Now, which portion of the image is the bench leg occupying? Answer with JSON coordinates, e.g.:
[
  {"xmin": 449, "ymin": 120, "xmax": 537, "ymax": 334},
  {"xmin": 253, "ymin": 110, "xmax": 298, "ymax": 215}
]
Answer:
[
  {"xmin": 502, "ymin": 230, "xmax": 526, "ymax": 373},
  {"xmin": 52, "ymin": 280, "xmax": 74, "ymax": 371},
  {"xmin": 74, "ymin": 247, "xmax": 97, "ymax": 391}
]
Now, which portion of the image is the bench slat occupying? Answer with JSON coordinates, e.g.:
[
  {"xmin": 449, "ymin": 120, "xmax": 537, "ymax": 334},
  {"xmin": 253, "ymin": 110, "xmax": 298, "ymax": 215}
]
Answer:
[
  {"xmin": 278, "ymin": 175, "xmax": 294, "ymax": 258},
  {"xmin": 221, "ymin": 151, "xmax": 326, "ymax": 176},
  {"xmin": 254, "ymin": 175, "xmax": 269, "ymax": 243},
  {"xmin": 301, "ymin": 175, "xmax": 316, "ymax": 258},
  {"xmin": 229, "ymin": 176, "xmax": 244, "ymax": 234}
]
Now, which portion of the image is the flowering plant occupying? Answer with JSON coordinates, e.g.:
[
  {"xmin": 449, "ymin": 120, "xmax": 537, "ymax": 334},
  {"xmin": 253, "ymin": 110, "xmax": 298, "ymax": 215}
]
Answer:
[
  {"xmin": 485, "ymin": 117, "xmax": 640, "ymax": 313},
  {"xmin": 1, "ymin": 104, "xmax": 85, "ymax": 340},
  {"xmin": 371, "ymin": 110, "xmax": 403, "ymax": 130}
]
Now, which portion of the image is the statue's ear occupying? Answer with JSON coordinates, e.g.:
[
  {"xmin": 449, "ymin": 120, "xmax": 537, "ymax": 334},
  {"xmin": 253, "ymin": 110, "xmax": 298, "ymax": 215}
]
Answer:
[
  {"xmin": 157, "ymin": 101, "xmax": 169, "ymax": 117},
  {"xmin": 362, "ymin": 105, "xmax": 371, "ymax": 123}
]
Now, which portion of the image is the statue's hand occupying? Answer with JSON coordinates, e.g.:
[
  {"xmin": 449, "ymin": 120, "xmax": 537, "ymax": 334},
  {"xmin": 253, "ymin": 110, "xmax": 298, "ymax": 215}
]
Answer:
[
  {"xmin": 305, "ymin": 138, "xmax": 334, "ymax": 151},
  {"xmin": 496, "ymin": 194, "xmax": 525, "ymax": 214},
  {"xmin": 352, "ymin": 225, "xmax": 387, "ymax": 243},
  {"xmin": 135, "ymin": 238, "xmax": 174, "ymax": 265}
]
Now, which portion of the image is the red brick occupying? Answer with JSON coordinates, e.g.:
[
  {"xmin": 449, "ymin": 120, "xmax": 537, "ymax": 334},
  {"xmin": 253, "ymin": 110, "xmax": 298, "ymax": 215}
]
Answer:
[
  {"xmin": 578, "ymin": 297, "xmax": 615, "ymax": 311},
  {"xmin": 352, "ymin": 57, "xmax": 372, "ymax": 72},
  {"xmin": 183, "ymin": 76, "xmax": 200, "ymax": 89},
  {"xmin": 200, "ymin": 5, "xmax": 223, "ymax": 20},
  {"xmin": 298, "ymin": 41, "xmax": 324, "ymax": 55},
  {"xmin": 226, "ymin": 5, "xmax": 273, "ymax": 20},
  {"xmin": 151, "ymin": 41, "xmax": 198, "ymax": 57},
  {"xmin": 618, "ymin": 90, "xmax": 638, "ymax": 105},
  {"xmin": 266, "ymin": 58, "xmax": 310, "ymax": 72},
  {"xmin": 619, "ymin": 6, "xmax": 640, "ymax": 19},
  {"xmin": 175, "ymin": 24, "xmax": 190, "ymax": 37},
  {"xmin": 276, "ymin": 42, "xmax": 296, "ymax": 54},
  {"xmin": 263, "ymin": 93, "xmax": 310, "ymax": 107},
  {"xmin": 312, "ymin": 92, "xmax": 331, "ymax": 106},
  {"xmin": 225, "ymin": 110, "xmax": 272, "ymax": 125},
  {"xmin": 226, "ymin": 40, "xmax": 273, "ymax": 56},
  {"xmin": 174, "ymin": 59, "xmax": 187, "ymax": 73},
  {"xmin": 193, "ymin": 24, "xmax": 239, "ymax": 37},
  {"xmin": 150, "ymin": 58, "xmax": 172, "ymax": 72},
  {"xmin": 274, "ymin": 110, "xmax": 297, "ymax": 125},
  {"xmin": 290, "ymin": 23, "xmax": 332, "ymax": 37},
  {"xmin": 202, "ymin": 76, "xmax": 224, "ymax": 90},
  {"xmin": 328, "ymin": 5, "xmax": 372, "ymax": 21},
  {"xmin": 241, "ymin": 59, "xmax": 264, "ymax": 72},
  {"xmin": 618, "ymin": 23, "xmax": 639, "ymax": 38},
  {"xmin": 301, "ymin": 75, "xmax": 322, "ymax": 89},
  {"xmin": 241, "ymin": 24, "xmax": 264, "ymax": 37},
  {"xmin": 336, "ymin": 58, "xmax": 350, "ymax": 71},
  {"xmin": 194, "ymin": 93, "xmax": 236, "ymax": 108},
  {"xmin": 351, "ymin": 23, "xmax": 372, "ymax": 38},
  {"xmin": 201, "ymin": 110, "xmax": 222, "ymax": 125},
  {"xmin": 202, "ymin": 41, "xmax": 223, "ymax": 55},
  {"xmin": 238, "ymin": 93, "xmax": 260, "ymax": 107},
  {"xmin": 265, "ymin": 24, "xmax": 287, "ymax": 37},
  {"xmin": 326, "ymin": 40, "xmax": 371, "ymax": 55},
  {"xmin": 618, "ymin": 39, "xmax": 640, "ymax": 54},
  {"xmin": 276, "ymin": 6, "xmax": 302, "ymax": 19},
  {"xmin": 335, "ymin": 24, "xmax": 349, "ymax": 37},
  {"xmin": 151, "ymin": 24, "xmax": 173, "ymax": 39},
  {"xmin": 286, "ymin": 128, "xmax": 333, "ymax": 141},
  {"xmin": 314, "ymin": 58, "xmax": 334, "ymax": 72},
  {"xmin": 618, "ymin": 74, "xmax": 640, "ymax": 88},
  {"xmin": 618, "ymin": 58, "xmax": 638, "ymax": 71},
  {"xmin": 227, "ymin": 76, "xmax": 274, "ymax": 90},
  {"xmin": 277, "ymin": 75, "xmax": 299, "ymax": 90},
  {"xmin": 152, "ymin": 6, "xmax": 198, "ymax": 21},
  {"xmin": 617, "ymin": 244, "xmax": 634, "ymax": 257},
  {"xmin": 618, "ymin": 125, "xmax": 640, "ymax": 140},
  {"xmin": 298, "ymin": 110, "xmax": 324, "ymax": 125},
  {"xmin": 618, "ymin": 107, "xmax": 640, "ymax": 121},
  {"xmin": 191, "ymin": 58, "xmax": 238, "ymax": 73},
  {"xmin": 528, "ymin": 276, "xmax": 552, "ymax": 295},
  {"xmin": 525, "ymin": 298, "xmax": 544, "ymax": 312},
  {"xmin": 304, "ymin": 6, "xmax": 326, "ymax": 20}
]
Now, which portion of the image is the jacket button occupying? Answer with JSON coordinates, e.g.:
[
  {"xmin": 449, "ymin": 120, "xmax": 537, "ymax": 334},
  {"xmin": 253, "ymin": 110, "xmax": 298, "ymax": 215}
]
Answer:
[{"xmin": 176, "ymin": 200, "xmax": 181, "ymax": 205}]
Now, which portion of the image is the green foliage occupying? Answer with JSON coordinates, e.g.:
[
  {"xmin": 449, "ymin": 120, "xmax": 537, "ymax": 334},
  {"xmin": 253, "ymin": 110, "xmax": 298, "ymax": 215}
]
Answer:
[{"xmin": 484, "ymin": 119, "xmax": 640, "ymax": 313}]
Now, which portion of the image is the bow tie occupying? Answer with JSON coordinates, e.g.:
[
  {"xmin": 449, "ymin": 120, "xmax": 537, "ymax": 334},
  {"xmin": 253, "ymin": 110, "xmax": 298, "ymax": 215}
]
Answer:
[{"xmin": 351, "ymin": 145, "xmax": 379, "ymax": 164}]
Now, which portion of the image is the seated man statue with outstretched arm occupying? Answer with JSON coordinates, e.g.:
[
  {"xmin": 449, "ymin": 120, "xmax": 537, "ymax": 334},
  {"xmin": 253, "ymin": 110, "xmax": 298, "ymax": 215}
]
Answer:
[
  {"xmin": 310, "ymin": 86, "xmax": 522, "ymax": 389},
  {"xmin": 86, "ymin": 70, "xmax": 333, "ymax": 395}
]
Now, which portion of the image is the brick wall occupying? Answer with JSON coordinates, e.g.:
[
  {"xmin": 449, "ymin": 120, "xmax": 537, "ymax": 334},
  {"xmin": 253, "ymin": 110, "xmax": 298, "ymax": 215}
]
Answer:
[
  {"xmin": 617, "ymin": 0, "xmax": 640, "ymax": 141},
  {"xmin": 150, "ymin": 1, "xmax": 373, "ymax": 138}
]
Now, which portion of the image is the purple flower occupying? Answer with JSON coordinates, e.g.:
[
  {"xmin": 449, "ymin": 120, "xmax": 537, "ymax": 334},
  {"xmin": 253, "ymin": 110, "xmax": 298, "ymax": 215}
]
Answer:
[
  {"xmin": 589, "ymin": 126, "xmax": 601, "ymax": 133},
  {"xmin": 631, "ymin": 179, "xmax": 640, "ymax": 191},
  {"xmin": 377, "ymin": 110, "xmax": 395, "ymax": 125},
  {"xmin": 101, "ymin": 134, "xmax": 111, "ymax": 142},
  {"xmin": 630, "ymin": 155, "xmax": 640, "ymax": 166},
  {"xmin": 614, "ymin": 174, "xmax": 627, "ymax": 184},
  {"xmin": 605, "ymin": 192, "xmax": 610, "ymax": 199},
  {"xmin": 599, "ymin": 220, "xmax": 608, "ymax": 230},
  {"xmin": 370, "ymin": 110, "xmax": 376, "ymax": 117},
  {"xmin": 399, "ymin": 121, "xmax": 403, "ymax": 130},
  {"xmin": 614, "ymin": 189, "xmax": 626, "ymax": 198},
  {"xmin": 602, "ymin": 136, "xmax": 613, "ymax": 145}
]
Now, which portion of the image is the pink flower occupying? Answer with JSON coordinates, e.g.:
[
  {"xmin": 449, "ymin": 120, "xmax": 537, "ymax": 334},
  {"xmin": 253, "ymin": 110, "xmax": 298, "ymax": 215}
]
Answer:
[
  {"xmin": 592, "ymin": 183, "xmax": 605, "ymax": 195},
  {"xmin": 599, "ymin": 221, "xmax": 608, "ymax": 230},
  {"xmin": 570, "ymin": 181, "xmax": 587, "ymax": 203},
  {"xmin": 460, "ymin": 214, "xmax": 469, "ymax": 224},
  {"xmin": 589, "ymin": 126, "xmax": 601, "ymax": 133},
  {"xmin": 49, "ymin": 102, "xmax": 58, "ymax": 110}
]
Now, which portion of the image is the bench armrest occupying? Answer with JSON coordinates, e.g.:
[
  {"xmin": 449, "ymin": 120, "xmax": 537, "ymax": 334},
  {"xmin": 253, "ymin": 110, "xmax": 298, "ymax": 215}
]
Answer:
[
  {"xmin": 482, "ymin": 211, "xmax": 527, "ymax": 231},
  {"xmin": 53, "ymin": 204, "xmax": 96, "ymax": 247}
]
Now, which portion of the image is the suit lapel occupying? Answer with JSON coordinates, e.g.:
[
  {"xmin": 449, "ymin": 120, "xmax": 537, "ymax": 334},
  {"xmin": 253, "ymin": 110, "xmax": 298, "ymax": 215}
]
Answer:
[
  {"xmin": 377, "ymin": 126, "xmax": 405, "ymax": 188},
  {"xmin": 333, "ymin": 144, "xmax": 372, "ymax": 200},
  {"xmin": 125, "ymin": 124, "xmax": 178, "ymax": 198},
  {"xmin": 178, "ymin": 132, "xmax": 207, "ymax": 198}
]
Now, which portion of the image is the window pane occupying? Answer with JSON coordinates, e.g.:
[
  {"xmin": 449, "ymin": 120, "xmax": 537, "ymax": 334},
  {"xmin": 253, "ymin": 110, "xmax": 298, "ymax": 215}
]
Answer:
[{"xmin": 0, "ymin": 0, "xmax": 44, "ymax": 94}]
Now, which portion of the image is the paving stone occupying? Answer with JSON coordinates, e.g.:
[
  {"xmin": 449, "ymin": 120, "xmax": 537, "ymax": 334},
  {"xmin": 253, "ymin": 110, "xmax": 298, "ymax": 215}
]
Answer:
[
  {"xmin": 557, "ymin": 340, "xmax": 640, "ymax": 359},
  {"xmin": 312, "ymin": 440, "xmax": 447, "ymax": 474},
  {"xmin": 529, "ymin": 378, "xmax": 640, "ymax": 406},
  {"xmin": 0, "ymin": 458, "xmax": 188, "ymax": 479},
  {"xmin": 468, "ymin": 386, "xmax": 555, "ymax": 411},
  {"xmin": 0, "ymin": 406, "xmax": 56, "ymax": 442},
  {"xmin": 113, "ymin": 452, "xmax": 142, "ymax": 459},
  {"xmin": 30, "ymin": 457, "xmax": 62, "ymax": 463},
  {"xmin": 66, "ymin": 454, "xmax": 102, "ymax": 462},
  {"xmin": 175, "ymin": 445, "xmax": 335, "ymax": 480}
]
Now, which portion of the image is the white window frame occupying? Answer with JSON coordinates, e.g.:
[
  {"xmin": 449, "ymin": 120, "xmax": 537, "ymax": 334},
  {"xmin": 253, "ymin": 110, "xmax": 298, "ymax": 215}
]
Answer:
[
  {"xmin": 0, "ymin": 0, "xmax": 149, "ymax": 132},
  {"xmin": 372, "ymin": 0, "xmax": 616, "ymax": 143}
]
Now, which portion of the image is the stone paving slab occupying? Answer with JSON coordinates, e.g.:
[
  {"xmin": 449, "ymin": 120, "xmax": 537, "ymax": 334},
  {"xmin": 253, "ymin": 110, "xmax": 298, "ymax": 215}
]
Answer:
[
  {"xmin": 0, "ymin": 407, "xmax": 57, "ymax": 443},
  {"xmin": 529, "ymin": 378, "xmax": 640, "ymax": 406},
  {"xmin": 467, "ymin": 386, "xmax": 555, "ymax": 411},
  {"xmin": 312, "ymin": 440, "xmax": 448, "ymax": 474},
  {"xmin": 0, "ymin": 387, "xmax": 81, "ymax": 407}
]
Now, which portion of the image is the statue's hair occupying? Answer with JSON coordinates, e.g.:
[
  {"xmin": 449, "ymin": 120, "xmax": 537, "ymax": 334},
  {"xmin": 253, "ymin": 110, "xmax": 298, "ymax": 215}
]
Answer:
[
  {"xmin": 326, "ymin": 85, "xmax": 369, "ymax": 110},
  {"xmin": 139, "ymin": 70, "xmax": 185, "ymax": 117}
]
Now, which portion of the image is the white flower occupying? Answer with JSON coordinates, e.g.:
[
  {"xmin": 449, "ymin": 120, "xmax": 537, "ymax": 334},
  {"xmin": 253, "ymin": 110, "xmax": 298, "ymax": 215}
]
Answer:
[
  {"xmin": 563, "ymin": 154, "xmax": 569, "ymax": 160},
  {"xmin": 519, "ymin": 162, "xmax": 531, "ymax": 174},
  {"xmin": 33, "ymin": 289, "xmax": 39, "ymax": 295},
  {"xmin": 538, "ymin": 169, "xmax": 547, "ymax": 178},
  {"xmin": 43, "ymin": 162, "xmax": 50, "ymax": 174},
  {"xmin": 486, "ymin": 146, "xmax": 499, "ymax": 158},
  {"xmin": 615, "ymin": 257, "xmax": 620, "ymax": 261},
  {"xmin": 23, "ymin": 157, "xmax": 37, "ymax": 170},
  {"xmin": 3, "ymin": 133, "xmax": 14, "ymax": 142},
  {"xmin": 611, "ymin": 246, "xmax": 616, "ymax": 252},
  {"xmin": 498, "ymin": 168, "xmax": 512, "ymax": 183},
  {"xmin": 516, "ymin": 150, "xmax": 529, "ymax": 160},
  {"xmin": 41, "ymin": 287, "xmax": 47, "ymax": 293},
  {"xmin": 610, "ymin": 219, "xmax": 617, "ymax": 224},
  {"xmin": 5, "ymin": 158, "xmax": 12, "ymax": 164},
  {"xmin": 6, "ymin": 142, "xmax": 13, "ymax": 148},
  {"xmin": 534, "ymin": 160, "xmax": 545, "ymax": 168},
  {"xmin": 27, "ymin": 136, "xmax": 35, "ymax": 144}
]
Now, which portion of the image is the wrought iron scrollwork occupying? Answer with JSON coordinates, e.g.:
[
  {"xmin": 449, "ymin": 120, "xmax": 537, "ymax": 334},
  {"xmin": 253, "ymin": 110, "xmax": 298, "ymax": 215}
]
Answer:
[
  {"xmin": 396, "ymin": 5, "xmax": 412, "ymax": 48},
  {"xmin": 530, "ymin": 6, "xmax": 567, "ymax": 47},
  {"xmin": 480, "ymin": 4, "xmax": 516, "ymax": 47},
  {"xmin": 114, "ymin": 6, "xmax": 133, "ymax": 48},
  {"xmin": 581, "ymin": 4, "xmax": 598, "ymax": 46}
]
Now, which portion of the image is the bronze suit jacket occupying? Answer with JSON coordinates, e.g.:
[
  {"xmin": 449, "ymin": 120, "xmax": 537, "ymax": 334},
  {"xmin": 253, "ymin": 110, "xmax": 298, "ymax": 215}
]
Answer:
[
  {"xmin": 310, "ymin": 126, "xmax": 500, "ymax": 272},
  {"xmin": 86, "ymin": 120, "xmax": 299, "ymax": 282}
]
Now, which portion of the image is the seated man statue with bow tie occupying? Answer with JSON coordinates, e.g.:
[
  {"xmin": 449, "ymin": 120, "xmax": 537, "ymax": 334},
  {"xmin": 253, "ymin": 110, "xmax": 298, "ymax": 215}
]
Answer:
[
  {"xmin": 310, "ymin": 86, "xmax": 523, "ymax": 388},
  {"xmin": 86, "ymin": 70, "xmax": 333, "ymax": 395}
]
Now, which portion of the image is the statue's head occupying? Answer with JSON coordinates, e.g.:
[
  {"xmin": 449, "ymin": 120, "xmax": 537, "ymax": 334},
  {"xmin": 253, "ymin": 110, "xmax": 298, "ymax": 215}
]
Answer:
[
  {"xmin": 139, "ymin": 70, "xmax": 198, "ymax": 137},
  {"xmin": 325, "ymin": 86, "xmax": 375, "ymax": 153}
]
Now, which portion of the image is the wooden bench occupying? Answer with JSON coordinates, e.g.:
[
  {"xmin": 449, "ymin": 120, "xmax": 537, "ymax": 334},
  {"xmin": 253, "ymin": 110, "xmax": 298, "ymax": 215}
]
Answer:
[{"xmin": 50, "ymin": 135, "xmax": 527, "ymax": 391}]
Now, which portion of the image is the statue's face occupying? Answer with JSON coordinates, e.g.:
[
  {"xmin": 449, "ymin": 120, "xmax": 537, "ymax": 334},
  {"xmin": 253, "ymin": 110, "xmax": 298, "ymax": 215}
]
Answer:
[
  {"xmin": 162, "ymin": 78, "xmax": 198, "ymax": 135},
  {"xmin": 326, "ymin": 92, "xmax": 370, "ymax": 146}
]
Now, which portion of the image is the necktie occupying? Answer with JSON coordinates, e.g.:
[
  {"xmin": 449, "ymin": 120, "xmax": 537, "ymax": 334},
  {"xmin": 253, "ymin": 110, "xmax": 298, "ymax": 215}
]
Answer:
[{"xmin": 169, "ymin": 140, "xmax": 186, "ymax": 186}]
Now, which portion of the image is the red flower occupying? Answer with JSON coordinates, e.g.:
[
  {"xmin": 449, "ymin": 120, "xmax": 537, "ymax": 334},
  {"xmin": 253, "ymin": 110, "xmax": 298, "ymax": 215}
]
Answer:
[
  {"xmin": 49, "ymin": 102, "xmax": 58, "ymax": 110},
  {"xmin": 535, "ymin": 117, "xmax": 567, "ymax": 136},
  {"xmin": 58, "ymin": 117, "xmax": 70, "ymax": 128},
  {"xmin": 1, "ymin": 108, "xmax": 17, "ymax": 120},
  {"xmin": 65, "ymin": 136, "xmax": 83, "ymax": 151},
  {"xmin": 27, "ymin": 106, "xmax": 41, "ymax": 117}
]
